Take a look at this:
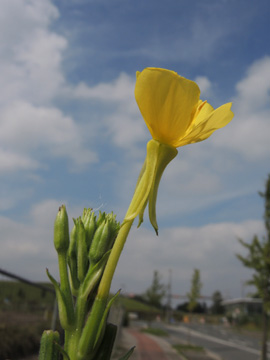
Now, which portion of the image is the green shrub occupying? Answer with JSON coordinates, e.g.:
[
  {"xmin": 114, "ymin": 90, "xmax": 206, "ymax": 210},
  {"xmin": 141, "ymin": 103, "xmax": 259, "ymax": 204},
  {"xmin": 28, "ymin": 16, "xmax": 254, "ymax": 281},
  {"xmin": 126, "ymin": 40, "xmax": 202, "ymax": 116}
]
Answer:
[{"xmin": 0, "ymin": 324, "xmax": 42, "ymax": 359}]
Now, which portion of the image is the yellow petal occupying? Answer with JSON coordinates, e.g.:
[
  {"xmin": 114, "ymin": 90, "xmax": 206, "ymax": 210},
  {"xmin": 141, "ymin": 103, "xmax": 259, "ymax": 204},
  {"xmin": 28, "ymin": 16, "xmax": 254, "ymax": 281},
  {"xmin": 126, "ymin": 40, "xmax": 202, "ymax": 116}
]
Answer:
[
  {"xmin": 192, "ymin": 101, "xmax": 214, "ymax": 127},
  {"xmin": 135, "ymin": 68, "xmax": 200, "ymax": 147},
  {"xmin": 177, "ymin": 103, "xmax": 234, "ymax": 146}
]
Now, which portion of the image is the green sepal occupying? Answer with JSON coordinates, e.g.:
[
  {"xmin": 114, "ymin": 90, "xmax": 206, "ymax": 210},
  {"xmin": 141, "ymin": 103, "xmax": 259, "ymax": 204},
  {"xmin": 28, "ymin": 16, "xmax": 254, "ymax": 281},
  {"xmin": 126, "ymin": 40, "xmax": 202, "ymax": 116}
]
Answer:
[
  {"xmin": 39, "ymin": 330, "xmax": 60, "ymax": 360},
  {"xmin": 46, "ymin": 269, "xmax": 75, "ymax": 330},
  {"xmin": 124, "ymin": 140, "xmax": 159, "ymax": 223},
  {"xmin": 125, "ymin": 139, "xmax": 177, "ymax": 234},
  {"xmin": 80, "ymin": 250, "xmax": 111, "ymax": 299},
  {"xmin": 148, "ymin": 141, "xmax": 177, "ymax": 235},
  {"xmin": 137, "ymin": 200, "xmax": 147, "ymax": 228},
  {"xmin": 118, "ymin": 347, "xmax": 136, "ymax": 360}
]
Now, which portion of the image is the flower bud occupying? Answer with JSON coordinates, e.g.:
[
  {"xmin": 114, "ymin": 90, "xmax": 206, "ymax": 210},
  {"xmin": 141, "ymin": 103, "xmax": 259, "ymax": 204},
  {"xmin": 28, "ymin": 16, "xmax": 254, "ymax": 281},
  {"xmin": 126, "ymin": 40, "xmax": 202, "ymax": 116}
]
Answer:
[
  {"xmin": 82, "ymin": 208, "xmax": 96, "ymax": 250},
  {"xmin": 106, "ymin": 212, "xmax": 120, "ymax": 246},
  {"xmin": 89, "ymin": 213, "xmax": 119, "ymax": 267},
  {"xmin": 67, "ymin": 222, "xmax": 80, "ymax": 293},
  {"xmin": 89, "ymin": 220, "xmax": 108, "ymax": 266},
  {"xmin": 39, "ymin": 330, "xmax": 60, "ymax": 360},
  {"xmin": 75, "ymin": 218, "xmax": 89, "ymax": 283},
  {"xmin": 96, "ymin": 211, "xmax": 106, "ymax": 227},
  {"xmin": 54, "ymin": 205, "xmax": 69, "ymax": 253}
]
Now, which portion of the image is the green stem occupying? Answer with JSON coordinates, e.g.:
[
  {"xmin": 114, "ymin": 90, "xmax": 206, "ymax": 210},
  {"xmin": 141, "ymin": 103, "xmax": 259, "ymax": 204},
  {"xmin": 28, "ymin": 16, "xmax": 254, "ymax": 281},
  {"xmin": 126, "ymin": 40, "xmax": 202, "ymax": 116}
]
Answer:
[
  {"xmin": 78, "ymin": 297, "xmax": 107, "ymax": 359},
  {"xmin": 58, "ymin": 252, "xmax": 73, "ymax": 299},
  {"xmin": 58, "ymin": 252, "xmax": 74, "ymax": 348},
  {"xmin": 97, "ymin": 219, "xmax": 133, "ymax": 299},
  {"xmin": 66, "ymin": 288, "xmax": 89, "ymax": 359}
]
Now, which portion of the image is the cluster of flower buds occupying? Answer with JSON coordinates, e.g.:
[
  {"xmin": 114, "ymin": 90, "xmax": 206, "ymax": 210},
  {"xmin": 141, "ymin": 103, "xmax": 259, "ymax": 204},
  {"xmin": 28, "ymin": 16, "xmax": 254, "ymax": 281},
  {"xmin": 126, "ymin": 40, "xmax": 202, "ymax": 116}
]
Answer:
[
  {"xmin": 43, "ymin": 205, "xmax": 124, "ymax": 360},
  {"xmin": 68, "ymin": 208, "xmax": 120, "ymax": 297}
]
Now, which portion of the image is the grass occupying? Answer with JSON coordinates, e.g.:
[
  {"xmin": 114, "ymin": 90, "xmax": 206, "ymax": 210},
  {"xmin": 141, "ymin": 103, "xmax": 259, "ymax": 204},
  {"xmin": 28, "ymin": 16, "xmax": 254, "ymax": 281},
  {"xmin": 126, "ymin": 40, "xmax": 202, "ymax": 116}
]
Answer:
[
  {"xmin": 0, "ymin": 321, "xmax": 52, "ymax": 359},
  {"xmin": 141, "ymin": 327, "xmax": 169, "ymax": 336},
  {"xmin": 0, "ymin": 280, "xmax": 55, "ymax": 311},
  {"xmin": 173, "ymin": 344, "xmax": 205, "ymax": 353},
  {"xmin": 116, "ymin": 296, "xmax": 160, "ymax": 313},
  {"xmin": 0, "ymin": 281, "xmax": 58, "ymax": 359}
]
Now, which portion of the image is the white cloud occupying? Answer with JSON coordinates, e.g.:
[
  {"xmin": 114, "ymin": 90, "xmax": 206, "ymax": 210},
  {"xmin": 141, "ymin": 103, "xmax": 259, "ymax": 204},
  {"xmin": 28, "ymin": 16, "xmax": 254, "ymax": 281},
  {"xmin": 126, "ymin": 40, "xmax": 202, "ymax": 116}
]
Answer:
[
  {"xmin": 0, "ymin": 199, "xmax": 90, "ymax": 281},
  {"xmin": 72, "ymin": 73, "xmax": 135, "ymax": 103},
  {"xmin": 0, "ymin": 0, "xmax": 64, "ymax": 106},
  {"xmin": 0, "ymin": 196, "xmax": 264, "ymax": 299},
  {"xmin": 0, "ymin": 1, "xmax": 99, "ymax": 174},
  {"xmin": 0, "ymin": 101, "xmax": 97, "ymax": 172},
  {"xmin": 113, "ymin": 219, "xmax": 265, "ymax": 298},
  {"xmin": 105, "ymin": 113, "xmax": 148, "ymax": 150},
  {"xmin": 0, "ymin": 213, "xmax": 57, "ymax": 280},
  {"xmin": 194, "ymin": 76, "xmax": 212, "ymax": 97},
  {"xmin": 0, "ymin": 149, "xmax": 40, "ymax": 173},
  {"xmin": 212, "ymin": 56, "xmax": 270, "ymax": 161},
  {"xmin": 70, "ymin": 72, "xmax": 149, "ymax": 151},
  {"xmin": 235, "ymin": 56, "xmax": 270, "ymax": 112}
]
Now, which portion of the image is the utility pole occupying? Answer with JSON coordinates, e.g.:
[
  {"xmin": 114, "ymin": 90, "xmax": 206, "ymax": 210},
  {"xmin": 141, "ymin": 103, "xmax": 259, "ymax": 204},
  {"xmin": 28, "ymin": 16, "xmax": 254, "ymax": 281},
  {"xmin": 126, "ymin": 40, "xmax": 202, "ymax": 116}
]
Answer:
[{"xmin": 166, "ymin": 269, "xmax": 172, "ymax": 323}]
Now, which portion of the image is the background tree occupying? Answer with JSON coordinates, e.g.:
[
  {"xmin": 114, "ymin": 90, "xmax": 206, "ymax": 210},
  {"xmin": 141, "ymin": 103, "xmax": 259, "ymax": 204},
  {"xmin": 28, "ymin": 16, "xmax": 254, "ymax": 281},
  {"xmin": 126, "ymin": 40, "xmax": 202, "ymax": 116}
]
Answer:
[
  {"xmin": 187, "ymin": 269, "xmax": 202, "ymax": 313},
  {"xmin": 177, "ymin": 301, "xmax": 207, "ymax": 314},
  {"xmin": 236, "ymin": 174, "xmax": 270, "ymax": 360},
  {"xmin": 211, "ymin": 291, "xmax": 224, "ymax": 315},
  {"xmin": 144, "ymin": 270, "xmax": 166, "ymax": 308}
]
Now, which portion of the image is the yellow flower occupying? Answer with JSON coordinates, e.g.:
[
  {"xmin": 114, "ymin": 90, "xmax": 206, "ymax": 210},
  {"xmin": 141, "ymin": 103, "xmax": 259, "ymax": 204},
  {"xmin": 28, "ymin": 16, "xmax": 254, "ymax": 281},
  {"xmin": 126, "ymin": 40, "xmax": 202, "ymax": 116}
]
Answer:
[
  {"xmin": 124, "ymin": 68, "xmax": 234, "ymax": 234},
  {"xmin": 135, "ymin": 67, "xmax": 234, "ymax": 148}
]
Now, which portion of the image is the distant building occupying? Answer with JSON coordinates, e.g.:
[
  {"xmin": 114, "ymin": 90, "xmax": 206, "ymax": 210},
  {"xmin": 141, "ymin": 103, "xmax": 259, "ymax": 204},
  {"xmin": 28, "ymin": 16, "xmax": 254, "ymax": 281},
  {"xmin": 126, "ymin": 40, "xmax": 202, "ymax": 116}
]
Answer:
[{"xmin": 222, "ymin": 298, "xmax": 262, "ymax": 317}]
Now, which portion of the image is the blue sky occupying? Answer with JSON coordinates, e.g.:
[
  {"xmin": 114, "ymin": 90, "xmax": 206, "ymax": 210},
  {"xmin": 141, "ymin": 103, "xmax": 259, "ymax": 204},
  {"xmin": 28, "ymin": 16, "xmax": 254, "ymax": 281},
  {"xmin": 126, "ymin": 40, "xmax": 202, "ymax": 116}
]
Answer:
[{"xmin": 0, "ymin": 0, "xmax": 270, "ymax": 303}]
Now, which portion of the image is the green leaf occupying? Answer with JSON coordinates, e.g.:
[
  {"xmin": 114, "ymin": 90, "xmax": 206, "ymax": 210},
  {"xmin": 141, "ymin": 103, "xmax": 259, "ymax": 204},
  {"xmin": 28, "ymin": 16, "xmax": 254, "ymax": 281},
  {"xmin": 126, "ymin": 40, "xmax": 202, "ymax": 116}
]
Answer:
[
  {"xmin": 93, "ymin": 290, "xmax": 121, "ymax": 351},
  {"xmin": 80, "ymin": 251, "xmax": 111, "ymax": 299},
  {"xmin": 94, "ymin": 323, "xmax": 118, "ymax": 360},
  {"xmin": 46, "ymin": 269, "xmax": 74, "ymax": 330},
  {"xmin": 118, "ymin": 347, "xmax": 136, "ymax": 360},
  {"xmin": 53, "ymin": 343, "xmax": 70, "ymax": 360}
]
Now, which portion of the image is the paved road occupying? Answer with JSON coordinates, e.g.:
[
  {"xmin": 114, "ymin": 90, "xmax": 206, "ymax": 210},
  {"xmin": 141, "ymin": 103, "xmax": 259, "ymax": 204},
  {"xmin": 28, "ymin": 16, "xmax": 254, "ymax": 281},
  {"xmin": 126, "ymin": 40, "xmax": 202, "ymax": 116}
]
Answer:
[
  {"xmin": 163, "ymin": 323, "xmax": 270, "ymax": 360},
  {"xmin": 128, "ymin": 328, "xmax": 172, "ymax": 360}
]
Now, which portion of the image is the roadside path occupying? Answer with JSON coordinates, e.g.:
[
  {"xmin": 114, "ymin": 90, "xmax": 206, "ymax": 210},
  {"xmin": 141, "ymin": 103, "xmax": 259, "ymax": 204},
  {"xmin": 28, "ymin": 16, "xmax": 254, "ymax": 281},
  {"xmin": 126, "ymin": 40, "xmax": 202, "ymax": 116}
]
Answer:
[
  {"xmin": 165, "ymin": 323, "xmax": 264, "ymax": 360},
  {"xmin": 114, "ymin": 326, "xmax": 217, "ymax": 360},
  {"xmin": 128, "ymin": 328, "xmax": 174, "ymax": 360}
]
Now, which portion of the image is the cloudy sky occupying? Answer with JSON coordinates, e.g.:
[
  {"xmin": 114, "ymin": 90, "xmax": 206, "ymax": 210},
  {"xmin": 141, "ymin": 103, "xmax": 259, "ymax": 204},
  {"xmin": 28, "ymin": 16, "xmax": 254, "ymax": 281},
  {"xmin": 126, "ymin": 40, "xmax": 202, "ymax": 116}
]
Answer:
[{"xmin": 0, "ymin": 0, "xmax": 270, "ymax": 305}]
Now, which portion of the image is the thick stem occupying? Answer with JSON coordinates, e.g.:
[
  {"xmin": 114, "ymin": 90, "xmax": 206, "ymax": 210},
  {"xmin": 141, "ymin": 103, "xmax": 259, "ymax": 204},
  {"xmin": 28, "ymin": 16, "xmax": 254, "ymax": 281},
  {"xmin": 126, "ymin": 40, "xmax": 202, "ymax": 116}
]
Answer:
[
  {"xmin": 97, "ymin": 220, "xmax": 133, "ymax": 299},
  {"xmin": 58, "ymin": 252, "xmax": 73, "ymax": 299},
  {"xmin": 66, "ymin": 286, "xmax": 90, "ymax": 359},
  {"xmin": 78, "ymin": 297, "xmax": 107, "ymax": 359}
]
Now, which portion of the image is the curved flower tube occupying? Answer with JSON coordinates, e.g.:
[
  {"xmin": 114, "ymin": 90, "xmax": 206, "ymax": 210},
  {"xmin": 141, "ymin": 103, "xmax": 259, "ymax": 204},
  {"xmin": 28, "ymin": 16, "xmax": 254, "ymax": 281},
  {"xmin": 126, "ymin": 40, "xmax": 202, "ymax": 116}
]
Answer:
[
  {"xmin": 126, "ymin": 67, "xmax": 234, "ymax": 233},
  {"xmin": 124, "ymin": 139, "xmax": 177, "ymax": 234}
]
